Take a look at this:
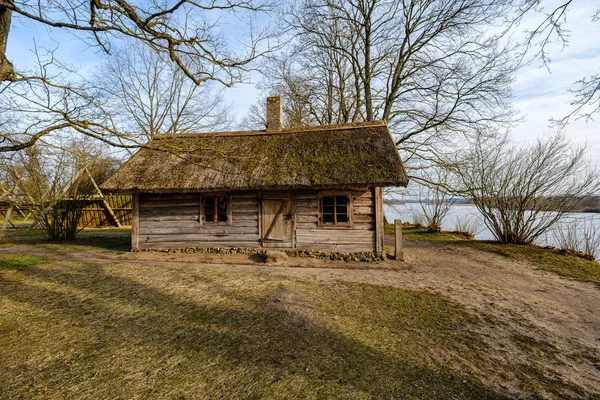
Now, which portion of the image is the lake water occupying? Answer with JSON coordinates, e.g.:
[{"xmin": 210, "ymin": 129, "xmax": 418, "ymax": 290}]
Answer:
[{"xmin": 385, "ymin": 203, "xmax": 600, "ymax": 260}]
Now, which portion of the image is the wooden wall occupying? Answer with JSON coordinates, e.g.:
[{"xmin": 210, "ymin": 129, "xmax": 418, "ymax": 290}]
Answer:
[
  {"xmin": 295, "ymin": 188, "xmax": 376, "ymax": 252},
  {"xmin": 138, "ymin": 192, "xmax": 259, "ymax": 249},
  {"xmin": 135, "ymin": 188, "xmax": 379, "ymax": 253}
]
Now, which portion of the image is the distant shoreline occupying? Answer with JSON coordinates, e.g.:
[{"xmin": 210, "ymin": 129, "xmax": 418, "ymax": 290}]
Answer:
[{"xmin": 384, "ymin": 200, "xmax": 600, "ymax": 214}]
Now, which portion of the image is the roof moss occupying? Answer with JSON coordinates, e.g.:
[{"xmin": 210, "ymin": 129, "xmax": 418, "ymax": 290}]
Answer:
[{"xmin": 101, "ymin": 121, "xmax": 408, "ymax": 193}]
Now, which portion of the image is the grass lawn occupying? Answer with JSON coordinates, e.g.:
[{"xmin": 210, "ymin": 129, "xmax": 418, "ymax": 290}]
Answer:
[
  {"xmin": 394, "ymin": 223, "xmax": 600, "ymax": 286},
  {"xmin": 0, "ymin": 252, "xmax": 502, "ymax": 399},
  {"xmin": 1, "ymin": 227, "xmax": 599, "ymax": 398}
]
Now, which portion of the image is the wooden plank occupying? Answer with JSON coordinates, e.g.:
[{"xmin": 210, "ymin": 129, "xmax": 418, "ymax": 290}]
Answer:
[
  {"xmin": 231, "ymin": 204, "xmax": 259, "ymax": 213},
  {"xmin": 1, "ymin": 205, "xmax": 14, "ymax": 230},
  {"xmin": 295, "ymin": 236, "xmax": 375, "ymax": 246},
  {"xmin": 140, "ymin": 226, "xmax": 258, "ymax": 236},
  {"xmin": 140, "ymin": 199, "xmax": 200, "ymax": 208},
  {"xmin": 231, "ymin": 211, "xmax": 259, "ymax": 220},
  {"xmin": 296, "ymin": 222, "xmax": 374, "ymax": 231},
  {"xmin": 140, "ymin": 206, "xmax": 200, "ymax": 216},
  {"xmin": 140, "ymin": 241, "xmax": 260, "ymax": 249},
  {"xmin": 132, "ymin": 193, "xmax": 140, "ymax": 250},
  {"xmin": 140, "ymin": 220, "xmax": 200, "ymax": 230},
  {"xmin": 295, "ymin": 243, "xmax": 374, "ymax": 252},
  {"xmin": 354, "ymin": 214, "xmax": 375, "ymax": 223},
  {"xmin": 296, "ymin": 229, "xmax": 375, "ymax": 239},
  {"xmin": 143, "ymin": 233, "xmax": 260, "ymax": 243},
  {"xmin": 230, "ymin": 199, "xmax": 259, "ymax": 207},
  {"xmin": 142, "ymin": 193, "xmax": 198, "ymax": 201},
  {"xmin": 354, "ymin": 222, "xmax": 376, "ymax": 230},
  {"xmin": 354, "ymin": 205, "xmax": 375, "ymax": 215},
  {"xmin": 295, "ymin": 222, "xmax": 318, "ymax": 229},
  {"xmin": 296, "ymin": 214, "xmax": 318, "ymax": 223},
  {"xmin": 295, "ymin": 193, "xmax": 318, "ymax": 200},
  {"xmin": 291, "ymin": 192, "xmax": 297, "ymax": 249},
  {"xmin": 230, "ymin": 191, "xmax": 258, "ymax": 198},
  {"xmin": 395, "ymin": 219, "xmax": 404, "ymax": 261},
  {"xmin": 374, "ymin": 187, "xmax": 383, "ymax": 253},
  {"xmin": 353, "ymin": 197, "xmax": 375, "ymax": 206},
  {"xmin": 142, "ymin": 214, "xmax": 199, "ymax": 222}
]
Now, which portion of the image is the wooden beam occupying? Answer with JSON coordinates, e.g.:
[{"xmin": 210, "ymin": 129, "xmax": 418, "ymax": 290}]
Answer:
[
  {"xmin": 374, "ymin": 187, "xmax": 384, "ymax": 253},
  {"xmin": 394, "ymin": 219, "xmax": 404, "ymax": 261},
  {"xmin": 1, "ymin": 205, "xmax": 14, "ymax": 230},
  {"xmin": 291, "ymin": 192, "xmax": 297, "ymax": 249},
  {"xmin": 85, "ymin": 168, "xmax": 121, "ymax": 227},
  {"xmin": 132, "ymin": 192, "xmax": 140, "ymax": 251}
]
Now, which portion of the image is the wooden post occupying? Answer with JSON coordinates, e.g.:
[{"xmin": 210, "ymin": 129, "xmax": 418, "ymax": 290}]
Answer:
[
  {"xmin": 2, "ymin": 205, "xmax": 13, "ymax": 230},
  {"xmin": 131, "ymin": 192, "xmax": 140, "ymax": 251},
  {"xmin": 374, "ymin": 187, "xmax": 384, "ymax": 253},
  {"xmin": 394, "ymin": 219, "xmax": 404, "ymax": 261},
  {"xmin": 291, "ymin": 192, "xmax": 297, "ymax": 249}
]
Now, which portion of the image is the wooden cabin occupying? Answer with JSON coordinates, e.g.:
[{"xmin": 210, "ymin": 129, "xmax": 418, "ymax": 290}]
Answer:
[{"xmin": 101, "ymin": 97, "xmax": 408, "ymax": 253}]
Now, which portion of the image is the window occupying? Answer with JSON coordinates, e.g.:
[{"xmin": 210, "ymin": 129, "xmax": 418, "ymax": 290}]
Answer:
[
  {"xmin": 203, "ymin": 194, "xmax": 230, "ymax": 224},
  {"xmin": 319, "ymin": 194, "xmax": 352, "ymax": 226}
]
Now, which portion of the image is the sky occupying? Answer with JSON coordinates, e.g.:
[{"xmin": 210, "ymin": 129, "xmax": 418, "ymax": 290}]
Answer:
[
  {"xmin": 5, "ymin": 1, "xmax": 600, "ymax": 163},
  {"xmin": 508, "ymin": 0, "xmax": 600, "ymax": 162}
]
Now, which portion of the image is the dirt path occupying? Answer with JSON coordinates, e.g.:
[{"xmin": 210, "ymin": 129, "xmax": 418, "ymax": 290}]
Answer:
[{"xmin": 2, "ymin": 239, "xmax": 599, "ymax": 397}]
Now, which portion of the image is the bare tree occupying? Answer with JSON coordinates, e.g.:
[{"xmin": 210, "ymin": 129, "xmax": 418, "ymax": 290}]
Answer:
[
  {"xmin": 416, "ymin": 171, "xmax": 455, "ymax": 233},
  {"xmin": 2, "ymin": 137, "xmax": 119, "ymax": 240},
  {"xmin": 449, "ymin": 132, "xmax": 600, "ymax": 244},
  {"xmin": 0, "ymin": 0, "xmax": 273, "ymax": 152},
  {"xmin": 507, "ymin": 0, "xmax": 600, "ymax": 125},
  {"xmin": 96, "ymin": 40, "xmax": 230, "ymax": 141},
  {"xmin": 253, "ymin": 0, "xmax": 517, "ymax": 179}
]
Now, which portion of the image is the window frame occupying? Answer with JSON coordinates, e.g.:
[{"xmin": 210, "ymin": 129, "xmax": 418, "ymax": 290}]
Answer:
[
  {"xmin": 318, "ymin": 192, "xmax": 353, "ymax": 228},
  {"xmin": 200, "ymin": 193, "xmax": 231, "ymax": 225}
]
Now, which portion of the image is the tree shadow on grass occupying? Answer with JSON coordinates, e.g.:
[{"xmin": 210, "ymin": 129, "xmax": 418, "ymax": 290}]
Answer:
[
  {"xmin": 0, "ymin": 261, "xmax": 510, "ymax": 399},
  {"xmin": 1, "ymin": 227, "xmax": 131, "ymax": 252}
]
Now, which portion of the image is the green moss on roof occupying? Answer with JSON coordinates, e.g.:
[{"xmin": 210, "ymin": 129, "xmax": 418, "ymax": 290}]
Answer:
[{"xmin": 101, "ymin": 121, "xmax": 408, "ymax": 193}]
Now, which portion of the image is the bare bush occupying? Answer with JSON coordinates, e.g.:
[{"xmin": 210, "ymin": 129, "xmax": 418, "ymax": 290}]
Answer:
[
  {"xmin": 451, "ymin": 132, "xmax": 600, "ymax": 244},
  {"xmin": 418, "ymin": 186, "xmax": 454, "ymax": 233},
  {"xmin": 454, "ymin": 215, "xmax": 480, "ymax": 238},
  {"xmin": 3, "ymin": 139, "xmax": 118, "ymax": 240},
  {"xmin": 410, "ymin": 208, "xmax": 425, "ymax": 228},
  {"xmin": 553, "ymin": 219, "xmax": 600, "ymax": 261}
]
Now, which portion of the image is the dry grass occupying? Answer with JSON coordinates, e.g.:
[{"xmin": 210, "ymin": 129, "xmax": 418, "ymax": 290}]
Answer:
[
  {"xmin": 0, "ymin": 250, "xmax": 506, "ymax": 399},
  {"xmin": 392, "ymin": 223, "xmax": 600, "ymax": 285},
  {"xmin": 1, "ymin": 227, "xmax": 599, "ymax": 398}
]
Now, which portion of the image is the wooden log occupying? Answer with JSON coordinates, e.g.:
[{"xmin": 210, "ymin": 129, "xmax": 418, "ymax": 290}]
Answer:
[
  {"xmin": 394, "ymin": 219, "xmax": 404, "ymax": 261},
  {"xmin": 132, "ymin": 193, "xmax": 140, "ymax": 250},
  {"xmin": 296, "ymin": 214, "xmax": 318, "ymax": 223},
  {"xmin": 1, "ymin": 205, "xmax": 14, "ymax": 230},
  {"xmin": 354, "ymin": 205, "xmax": 375, "ymax": 215},
  {"xmin": 374, "ymin": 187, "xmax": 383, "ymax": 253},
  {"xmin": 140, "ymin": 226, "xmax": 258, "ymax": 236},
  {"xmin": 140, "ymin": 199, "xmax": 200, "ymax": 208},
  {"xmin": 140, "ymin": 205, "xmax": 200, "ymax": 216},
  {"xmin": 142, "ymin": 214, "xmax": 199, "ymax": 222},
  {"xmin": 142, "ymin": 193, "xmax": 198, "ymax": 202},
  {"xmin": 142, "ymin": 233, "xmax": 260, "ymax": 243},
  {"xmin": 140, "ymin": 241, "xmax": 260, "ymax": 249},
  {"xmin": 230, "ymin": 211, "xmax": 259, "ymax": 220},
  {"xmin": 295, "ymin": 243, "xmax": 374, "ymax": 252}
]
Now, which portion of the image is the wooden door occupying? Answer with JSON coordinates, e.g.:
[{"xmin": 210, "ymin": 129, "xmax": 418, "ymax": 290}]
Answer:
[{"xmin": 261, "ymin": 198, "xmax": 293, "ymax": 248}]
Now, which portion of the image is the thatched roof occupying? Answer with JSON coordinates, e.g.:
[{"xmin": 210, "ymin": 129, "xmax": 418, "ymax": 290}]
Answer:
[{"xmin": 101, "ymin": 121, "xmax": 408, "ymax": 193}]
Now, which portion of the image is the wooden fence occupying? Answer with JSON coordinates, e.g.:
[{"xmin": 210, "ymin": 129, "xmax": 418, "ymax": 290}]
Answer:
[
  {"xmin": 79, "ymin": 194, "xmax": 133, "ymax": 227},
  {"xmin": 0, "ymin": 194, "xmax": 133, "ymax": 229}
]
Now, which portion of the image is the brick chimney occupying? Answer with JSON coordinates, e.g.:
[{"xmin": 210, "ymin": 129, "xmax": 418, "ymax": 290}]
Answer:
[{"xmin": 265, "ymin": 96, "xmax": 282, "ymax": 132}]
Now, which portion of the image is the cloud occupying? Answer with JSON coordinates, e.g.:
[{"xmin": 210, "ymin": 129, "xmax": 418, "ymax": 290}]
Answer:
[{"xmin": 510, "ymin": 0, "xmax": 600, "ymax": 162}]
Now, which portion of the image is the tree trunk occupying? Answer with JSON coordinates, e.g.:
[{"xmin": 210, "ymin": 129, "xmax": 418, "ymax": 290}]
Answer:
[{"xmin": 0, "ymin": 5, "xmax": 14, "ymax": 81}]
